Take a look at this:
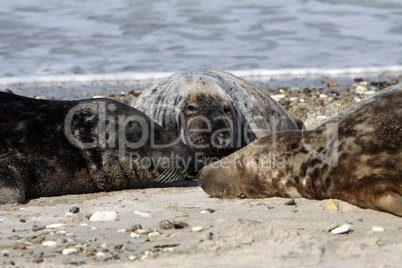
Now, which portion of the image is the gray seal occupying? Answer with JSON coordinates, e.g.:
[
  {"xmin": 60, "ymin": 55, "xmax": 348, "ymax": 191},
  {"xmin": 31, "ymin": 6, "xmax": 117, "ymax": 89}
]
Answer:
[
  {"xmin": 131, "ymin": 70, "xmax": 303, "ymax": 165},
  {"xmin": 0, "ymin": 92, "xmax": 195, "ymax": 203},
  {"xmin": 197, "ymin": 84, "xmax": 402, "ymax": 216}
]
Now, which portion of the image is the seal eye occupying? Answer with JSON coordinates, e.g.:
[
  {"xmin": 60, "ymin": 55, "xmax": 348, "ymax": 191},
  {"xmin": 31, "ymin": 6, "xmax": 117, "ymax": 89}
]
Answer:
[
  {"xmin": 186, "ymin": 104, "xmax": 198, "ymax": 112},
  {"xmin": 223, "ymin": 106, "xmax": 232, "ymax": 114},
  {"xmin": 236, "ymin": 158, "xmax": 244, "ymax": 169}
]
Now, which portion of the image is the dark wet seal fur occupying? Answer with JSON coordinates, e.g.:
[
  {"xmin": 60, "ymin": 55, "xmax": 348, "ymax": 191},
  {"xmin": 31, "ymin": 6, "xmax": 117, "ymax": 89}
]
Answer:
[
  {"xmin": 130, "ymin": 70, "xmax": 303, "ymax": 163},
  {"xmin": 198, "ymin": 84, "xmax": 402, "ymax": 216},
  {"xmin": 0, "ymin": 92, "xmax": 195, "ymax": 204}
]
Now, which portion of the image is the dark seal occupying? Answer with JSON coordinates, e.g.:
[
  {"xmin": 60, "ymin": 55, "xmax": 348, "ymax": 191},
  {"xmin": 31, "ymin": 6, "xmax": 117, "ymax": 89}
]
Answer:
[
  {"xmin": 131, "ymin": 71, "xmax": 303, "ymax": 165},
  {"xmin": 0, "ymin": 92, "xmax": 195, "ymax": 204},
  {"xmin": 198, "ymin": 84, "xmax": 402, "ymax": 216}
]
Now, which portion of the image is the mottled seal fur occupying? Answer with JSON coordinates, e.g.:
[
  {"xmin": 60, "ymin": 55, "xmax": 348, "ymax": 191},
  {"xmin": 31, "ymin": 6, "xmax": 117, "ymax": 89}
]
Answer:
[
  {"xmin": 130, "ymin": 70, "xmax": 303, "ymax": 164},
  {"xmin": 198, "ymin": 84, "xmax": 402, "ymax": 216},
  {"xmin": 0, "ymin": 92, "xmax": 195, "ymax": 203}
]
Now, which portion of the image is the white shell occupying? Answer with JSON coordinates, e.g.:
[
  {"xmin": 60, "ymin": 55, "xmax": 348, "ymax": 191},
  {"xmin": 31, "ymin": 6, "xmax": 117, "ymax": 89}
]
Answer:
[
  {"xmin": 133, "ymin": 211, "xmax": 151, "ymax": 218},
  {"xmin": 62, "ymin": 248, "xmax": 77, "ymax": 255},
  {"xmin": 371, "ymin": 226, "xmax": 384, "ymax": 232},
  {"xmin": 330, "ymin": 224, "xmax": 352, "ymax": 234},
  {"xmin": 192, "ymin": 226, "xmax": 204, "ymax": 232},
  {"xmin": 46, "ymin": 223, "xmax": 66, "ymax": 229}
]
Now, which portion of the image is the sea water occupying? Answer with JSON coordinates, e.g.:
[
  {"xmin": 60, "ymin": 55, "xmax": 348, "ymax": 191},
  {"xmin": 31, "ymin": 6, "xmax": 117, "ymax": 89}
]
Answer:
[{"xmin": 0, "ymin": 0, "xmax": 401, "ymax": 86}]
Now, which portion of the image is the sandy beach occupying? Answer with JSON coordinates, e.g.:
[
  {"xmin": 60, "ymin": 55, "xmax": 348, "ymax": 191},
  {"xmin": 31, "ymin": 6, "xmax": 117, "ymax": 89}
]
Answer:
[{"xmin": 1, "ymin": 75, "xmax": 401, "ymax": 267}]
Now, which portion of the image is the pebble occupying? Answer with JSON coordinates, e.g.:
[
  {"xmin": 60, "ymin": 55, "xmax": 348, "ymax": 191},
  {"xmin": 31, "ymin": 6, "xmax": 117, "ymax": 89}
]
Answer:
[
  {"xmin": 46, "ymin": 223, "xmax": 66, "ymax": 229},
  {"xmin": 330, "ymin": 224, "xmax": 352, "ymax": 234},
  {"xmin": 326, "ymin": 200, "xmax": 338, "ymax": 211},
  {"xmin": 148, "ymin": 231, "xmax": 161, "ymax": 237},
  {"xmin": 271, "ymin": 94, "xmax": 287, "ymax": 101},
  {"xmin": 56, "ymin": 230, "xmax": 67, "ymax": 235},
  {"xmin": 284, "ymin": 198, "xmax": 297, "ymax": 206},
  {"xmin": 12, "ymin": 243, "xmax": 28, "ymax": 250},
  {"xmin": 65, "ymin": 212, "xmax": 73, "ymax": 217},
  {"xmin": 62, "ymin": 248, "xmax": 78, "ymax": 255},
  {"xmin": 69, "ymin": 206, "xmax": 80, "ymax": 214},
  {"xmin": 0, "ymin": 218, "xmax": 5, "ymax": 223},
  {"xmin": 133, "ymin": 211, "xmax": 151, "ymax": 218},
  {"xmin": 89, "ymin": 211, "xmax": 117, "ymax": 222},
  {"xmin": 128, "ymin": 255, "xmax": 140, "ymax": 261},
  {"xmin": 162, "ymin": 203, "xmax": 179, "ymax": 210},
  {"xmin": 173, "ymin": 221, "xmax": 189, "ymax": 229},
  {"xmin": 192, "ymin": 226, "xmax": 204, "ymax": 232},
  {"xmin": 356, "ymin": 85, "xmax": 367, "ymax": 94},
  {"xmin": 319, "ymin": 94, "xmax": 328, "ymax": 99},
  {"xmin": 42, "ymin": 241, "xmax": 57, "ymax": 247},
  {"xmin": 130, "ymin": 232, "xmax": 141, "ymax": 239},
  {"xmin": 136, "ymin": 228, "xmax": 151, "ymax": 234},
  {"xmin": 371, "ymin": 226, "xmax": 384, "ymax": 232},
  {"xmin": 159, "ymin": 220, "xmax": 174, "ymax": 230}
]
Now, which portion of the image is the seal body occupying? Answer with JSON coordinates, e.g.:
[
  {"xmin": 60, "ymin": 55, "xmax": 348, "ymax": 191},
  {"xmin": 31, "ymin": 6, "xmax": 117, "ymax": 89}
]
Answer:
[
  {"xmin": 0, "ymin": 92, "xmax": 195, "ymax": 203},
  {"xmin": 130, "ymin": 71, "xmax": 303, "ymax": 164},
  {"xmin": 197, "ymin": 84, "xmax": 402, "ymax": 216}
]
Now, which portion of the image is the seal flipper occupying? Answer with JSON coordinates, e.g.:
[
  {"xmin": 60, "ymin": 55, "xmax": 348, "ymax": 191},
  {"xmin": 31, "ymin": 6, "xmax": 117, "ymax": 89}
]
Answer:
[
  {"xmin": 376, "ymin": 191, "xmax": 402, "ymax": 217},
  {"xmin": 0, "ymin": 167, "xmax": 25, "ymax": 204}
]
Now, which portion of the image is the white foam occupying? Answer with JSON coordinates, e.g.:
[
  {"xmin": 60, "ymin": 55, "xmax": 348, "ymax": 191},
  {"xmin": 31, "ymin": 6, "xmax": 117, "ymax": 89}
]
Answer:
[{"xmin": 0, "ymin": 66, "xmax": 401, "ymax": 86}]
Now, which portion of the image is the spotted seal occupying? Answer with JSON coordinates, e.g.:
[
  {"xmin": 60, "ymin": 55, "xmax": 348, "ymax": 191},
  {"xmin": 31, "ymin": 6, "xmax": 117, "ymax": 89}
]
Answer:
[
  {"xmin": 131, "ymin": 70, "xmax": 303, "ymax": 166},
  {"xmin": 0, "ymin": 92, "xmax": 195, "ymax": 204},
  {"xmin": 197, "ymin": 84, "xmax": 402, "ymax": 216}
]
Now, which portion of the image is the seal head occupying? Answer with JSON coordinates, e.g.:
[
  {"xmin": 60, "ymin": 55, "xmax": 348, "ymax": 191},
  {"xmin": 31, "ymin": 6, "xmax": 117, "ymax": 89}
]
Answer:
[
  {"xmin": 0, "ymin": 92, "xmax": 196, "ymax": 203},
  {"xmin": 131, "ymin": 70, "xmax": 303, "ymax": 165},
  {"xmin": 198, "ymin": 84, "xmax": 402, "ymax": 216}
]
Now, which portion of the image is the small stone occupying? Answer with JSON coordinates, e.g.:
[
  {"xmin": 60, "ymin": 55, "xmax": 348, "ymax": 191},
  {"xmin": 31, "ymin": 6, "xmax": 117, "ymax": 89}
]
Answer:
[
  {"xmin": 56, "ymin": 230, "xmax": 67, "ymax": 235},
  {"xmin": 207, "ymin": 232, "xmax": 214, "ymax": 240},
  {"xmin": 371, "ymin": 226, "xmax": 384, "ymax": 232},
  {"xmin": 173, "ymin": 221, "xmax": 189, "ymax": 229},
  {"xmin": 266, "ymin": 206, "xmax": 275, "ymax": 210},
  {"xmin": 162, "ymin": 203, "xmax": 179, "ymax": 210},
  {"xmin": 327, "ymin": 82, "xmax": 336, "ymax": 87},
  {"xmin": 133, "ymin": 211, "xmax": 150, "ymax": 218},
  {"xmin": 192, "ymin": 226, "xmax": 203, "ymax": 232},
  {"xmin": 62, "ymin": 248, "xmax": 77, "ymax": 255},
  {"xmin": 159, "ymin": 220, "xmax": 174, "ymax": 230},
  {"xmin": 42, "ymin": 241, "xmax": 57, "ymax": 247},
  {"xmin": 284, "ymin": 198, "xmax": 296, "ymax": 206},
  {"xmin": 96, "ymin": 251, "xmax": 106, "ymax": 258},
  {"xmin": 326, "ymin": 200, "xmax": 338, "ymax": 211},
  {"xmin": 69, "ymin": 206, "xmax": 80, "ymax": 214},
  {"xmin": 148, "ymin": 231, "xmax": 161, "ymax": 237},
  {"xmin": 65, "ymin": 212, "xmax": 73, "ymax": 217},
  {"xmin": 0, "ymin": 218, "xmax": 5, "ymax": 223},
  {"xmin": 136, "ymin": 229, "xmax": 150, "ymax": 234},
  {"xmin": 33, "ymin": 226, "xmax": 46, "ymax": 231},
  {"xmin": 12, "ymin": 242, "xmax": 28, "ymax": 250},
  {"xmin": 46, "ymin": 223, "xmax": 66, "ymax": 229},
  {"xmin": 89, "ymin": 211, "xmax": 117, "ymax": 222},
  {"xmin": 356, "ymin": 85, "xmax": 367, "ymax": 94},
  {"xmin": 319, "ymin": 94, "xmax": 328, "ymax": 99},
  {"xmin": 128, "ymin": 255, "xmax": 139, "ymax": 261},
  {"xmin": 19, "ymin": 219, "xmax": 26, "ymax": 223},
  {"xmin": 130, "ymin": 232, "xmax": 141, "ymax": 239},
  {"xmin": 330, "ymin": 224, "xmax": 352, "ymax": 234},
  {"xmin": 271, "ymin": 94, "xmax": 287, "ymax": 101},
  {"xmin": 114, "ymin": 244, "xmax": 125, "ymax": 250},
  {"xmin": 32, "ymin": 258, "xmax": 44, "ymax": 264},
  {"xmin": 127, "ymin": 225, "xmax": 142, "ymax": 232},
  {"xmin": 117, "ymin": 229, "xmax": 127, "ymax": 233}
]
